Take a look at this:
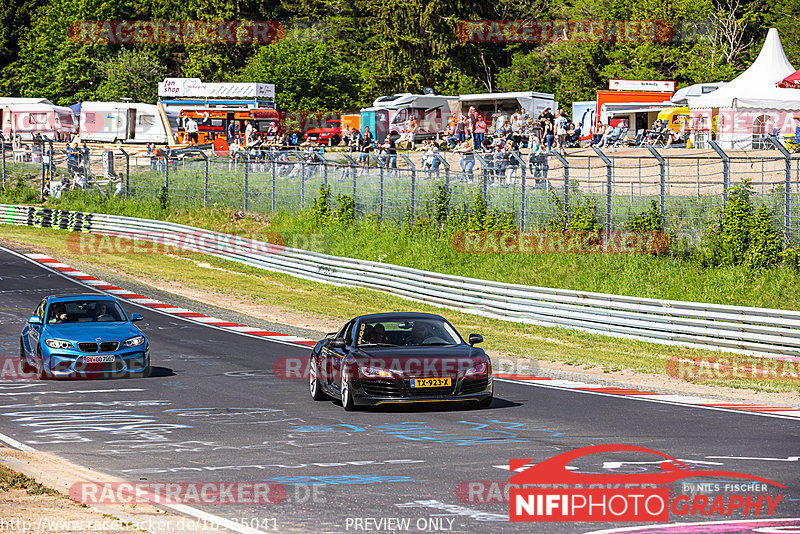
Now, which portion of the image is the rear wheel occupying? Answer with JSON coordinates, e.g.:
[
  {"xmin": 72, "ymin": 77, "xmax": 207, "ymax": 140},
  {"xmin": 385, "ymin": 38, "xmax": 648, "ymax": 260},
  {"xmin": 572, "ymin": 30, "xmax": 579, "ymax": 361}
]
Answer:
[{"xmin": 309, "ymin": 357, "xmax": 328, "ymax": 400}]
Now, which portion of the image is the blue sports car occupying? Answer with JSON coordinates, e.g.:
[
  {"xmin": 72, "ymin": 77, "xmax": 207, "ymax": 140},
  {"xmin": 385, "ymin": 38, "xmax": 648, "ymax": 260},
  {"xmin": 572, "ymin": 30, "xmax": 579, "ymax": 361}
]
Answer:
[{"xmin": 19, "ymin": 294, "xmax": 151, "ymax": 379}]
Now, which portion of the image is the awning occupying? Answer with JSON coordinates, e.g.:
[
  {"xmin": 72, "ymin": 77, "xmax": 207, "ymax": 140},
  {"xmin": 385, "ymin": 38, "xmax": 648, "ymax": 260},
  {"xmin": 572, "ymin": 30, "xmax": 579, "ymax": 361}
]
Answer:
[
  {"xmin": 778, "ymin": 69, "xmax": 800, "ymax": 89},
  {"xmin": 603, "ymin": 102, "xmax": 673, "ymax": 114}
]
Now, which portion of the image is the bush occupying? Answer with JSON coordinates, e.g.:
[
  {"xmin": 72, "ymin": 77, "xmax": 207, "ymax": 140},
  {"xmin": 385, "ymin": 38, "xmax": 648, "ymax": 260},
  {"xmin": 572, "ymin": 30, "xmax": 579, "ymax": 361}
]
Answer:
[
  {"xmin": 699, "ymin": 179, "xmax": 784, "ymax": 269},
  {"xmin": 624, "ymin": 200, "xmax": 663, "ymax": 232},
  {"xmin": 546, "ymin": 191, "xmax": 602, "ymax": 232},
  {"xmin": 310, "ymin": 185, "xmax": 332, "ymax": 227}
]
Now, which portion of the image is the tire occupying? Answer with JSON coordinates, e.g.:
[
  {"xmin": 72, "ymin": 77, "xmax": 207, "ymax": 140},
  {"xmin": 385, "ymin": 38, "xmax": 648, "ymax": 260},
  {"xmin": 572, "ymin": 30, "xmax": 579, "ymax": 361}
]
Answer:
[
  {"xmin": 309, "ymin": 357, "xmax": 328, "ymax": 401},
  {"xmin": 19, "ymin": 339, "xmax": 34, "ymax": 374},
  {"xmin": 475, "ymin": 395, "xmax": 493, "ymax": 409},
  {"xmin": 330, "ymin": 135, "xmax": 341, "ymax": 147},
  {"xmin": 341, "ymin": 377, "xmax": 356, "ymax": 411},
  {"xmin": 35, "ymin": 347, "xmax": 50, "ymax": 380}
]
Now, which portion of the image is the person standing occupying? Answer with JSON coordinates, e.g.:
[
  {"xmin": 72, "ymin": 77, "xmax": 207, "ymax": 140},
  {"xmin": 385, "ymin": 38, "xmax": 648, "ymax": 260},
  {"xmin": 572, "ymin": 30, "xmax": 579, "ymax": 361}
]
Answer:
[
  {"xmin": 542, "ymin": 118, "xmax": 555, "ymax": 152},
  {"xmin": 383, "ymin": 134, "xmax": 397, "ymax": 173},
  {"xmin": 244, "ymin": 120, "xmax": 254, "ymax": 147},
  {"xmin": 555, "ymin": 111, "xmax": 568, "ymax": 153},
  {"xmin": 186, "ymin": 117, "xmax": 199, "ymax": 145},
  {"xmin": 473, "ymin": 114, "xmax": 487, "ymax": 150},
  {"xmin": 456, "ymin": 139, "xmax": 475, "ymax": 182},
  {"xmin": 407, "ymin": 116, "xmax": 418, "ymax": 149}
]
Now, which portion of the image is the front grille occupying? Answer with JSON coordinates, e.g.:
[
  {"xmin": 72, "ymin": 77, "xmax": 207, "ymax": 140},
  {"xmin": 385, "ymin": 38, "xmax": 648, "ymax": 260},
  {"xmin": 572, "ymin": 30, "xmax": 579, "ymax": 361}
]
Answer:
[
  {"xmin": 461, "ymin": 378, "xmax": 489, "ymax": 395},
  {"xmin": 404, "ymin": 379, "xmax": 456, "ymax": 396},
  {"xmin": 361, "ymin": 378, "xmax": 403, "ymax": 396},
  {"xmin": 100, "ymin": 341, "xmax": 119, "ymax": 352},
  {"xmin": 78, "ymin": 342, "xmax": 98, "ymax": 353}
]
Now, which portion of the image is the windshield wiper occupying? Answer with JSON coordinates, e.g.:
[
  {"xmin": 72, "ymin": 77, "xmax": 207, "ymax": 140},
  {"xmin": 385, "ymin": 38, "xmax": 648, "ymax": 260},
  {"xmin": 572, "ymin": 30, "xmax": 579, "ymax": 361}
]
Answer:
[{"xmin": 359, "ymin": 343, "xmax": 398, "ymax": 347}]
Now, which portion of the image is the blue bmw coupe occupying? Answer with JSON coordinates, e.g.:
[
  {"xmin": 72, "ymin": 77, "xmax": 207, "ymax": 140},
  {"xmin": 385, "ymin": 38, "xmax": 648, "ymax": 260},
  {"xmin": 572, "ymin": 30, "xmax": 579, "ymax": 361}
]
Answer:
[{"xmin": 20, "ymin": 294, "xmax": 151, "ymax": 379}]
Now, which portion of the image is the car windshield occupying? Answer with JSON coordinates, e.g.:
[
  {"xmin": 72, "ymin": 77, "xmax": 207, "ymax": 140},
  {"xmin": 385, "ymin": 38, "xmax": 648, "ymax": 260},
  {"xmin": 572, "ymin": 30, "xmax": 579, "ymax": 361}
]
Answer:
[
  {"xmin": 356, "ymin": 318, "xmax": 461, "ymax": 347},
  {"xmin": 47, "ymin": 300, "xmax": 126, "ymax": 324}
]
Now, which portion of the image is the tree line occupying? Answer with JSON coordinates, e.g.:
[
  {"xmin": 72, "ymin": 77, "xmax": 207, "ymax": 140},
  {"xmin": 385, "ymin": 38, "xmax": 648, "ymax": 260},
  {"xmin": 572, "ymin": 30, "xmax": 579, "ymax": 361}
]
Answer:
[{"xmin": 0, "ymin": 0, "xmax": 793, "ymax": 110}]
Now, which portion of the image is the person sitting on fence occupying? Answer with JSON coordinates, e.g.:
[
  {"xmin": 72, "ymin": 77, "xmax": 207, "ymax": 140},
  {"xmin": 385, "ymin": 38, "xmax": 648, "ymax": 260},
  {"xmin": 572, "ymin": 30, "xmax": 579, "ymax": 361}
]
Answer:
[{"xmin": 71, "ymin": 170, "xmax": 87, "ymax": 191}]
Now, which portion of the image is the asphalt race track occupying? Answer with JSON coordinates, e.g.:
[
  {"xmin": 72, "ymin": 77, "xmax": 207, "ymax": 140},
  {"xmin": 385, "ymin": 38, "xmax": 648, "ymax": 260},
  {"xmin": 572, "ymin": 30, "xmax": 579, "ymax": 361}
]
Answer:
[{"xmin": 0, "ymin": 245, "xmax": 798, "ymax": 533}]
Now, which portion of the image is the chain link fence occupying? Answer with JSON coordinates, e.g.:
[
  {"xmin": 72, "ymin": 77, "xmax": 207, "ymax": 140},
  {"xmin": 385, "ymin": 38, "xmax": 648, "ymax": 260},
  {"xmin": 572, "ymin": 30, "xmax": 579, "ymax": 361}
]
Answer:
[{"xmin": 3, "ymin": 136, "xmax": 799, "ymax": 244}]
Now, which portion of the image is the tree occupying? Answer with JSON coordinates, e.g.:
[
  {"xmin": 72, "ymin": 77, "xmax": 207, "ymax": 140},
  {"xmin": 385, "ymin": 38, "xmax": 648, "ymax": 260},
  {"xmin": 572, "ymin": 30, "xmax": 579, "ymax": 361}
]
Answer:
[
  {"xmin": 237, "ymin": 42, "xmax": 366, "ymax": 110},
  {"xmin": 95, "ymin": 49, "xmax": 166, "ymax": 103}
]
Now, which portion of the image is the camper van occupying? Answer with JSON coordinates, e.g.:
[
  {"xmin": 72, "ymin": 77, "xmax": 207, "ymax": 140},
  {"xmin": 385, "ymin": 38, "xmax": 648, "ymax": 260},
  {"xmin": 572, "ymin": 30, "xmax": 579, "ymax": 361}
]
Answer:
[
  {"xmin": 458, "ymin": 91, "xmax": 556, "ymax": 120},
  {"xmin": 360, "ymin": 93, "xmax": 459, "ymax": 140},
  {"xmin": 0, "ymin": 98, "xmax": 77, "ymax": 141},
  {"xmin": 79, "ymin": 102, "xmax": 179, "ymax": 144}
]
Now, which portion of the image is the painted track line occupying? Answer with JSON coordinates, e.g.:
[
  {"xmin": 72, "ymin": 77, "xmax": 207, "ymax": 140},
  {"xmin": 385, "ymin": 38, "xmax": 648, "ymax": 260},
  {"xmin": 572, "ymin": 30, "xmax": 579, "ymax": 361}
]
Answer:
[{"xmin": 15, "ymin": 250, "xmax": 800, "ymax": 421}]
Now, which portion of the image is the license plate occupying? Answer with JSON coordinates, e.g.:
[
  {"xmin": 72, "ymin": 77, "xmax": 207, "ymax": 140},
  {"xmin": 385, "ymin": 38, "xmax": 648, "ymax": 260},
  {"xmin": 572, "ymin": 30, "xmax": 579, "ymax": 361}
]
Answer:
[
  {"xmin": 410, "ymin": 377, "xmax": 451, "ymax": 388},
  {"xmin": 85, "ymin": 355, "xmax": 115, "ymax": 364}
]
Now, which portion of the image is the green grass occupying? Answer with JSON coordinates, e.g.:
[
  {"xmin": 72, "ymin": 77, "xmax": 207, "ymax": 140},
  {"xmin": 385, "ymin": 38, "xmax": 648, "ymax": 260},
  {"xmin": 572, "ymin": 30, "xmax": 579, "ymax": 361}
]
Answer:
[
  {"xmin": 0, "ymin": 462, "xmax": 61, "ymax": 496},
  {"xmin": 1, "ymin": 224, "xmax": 799, "ymax": 395},
  {"xmin": 3, "ymin": 183, "xmax": 800, "ymax": 311}
]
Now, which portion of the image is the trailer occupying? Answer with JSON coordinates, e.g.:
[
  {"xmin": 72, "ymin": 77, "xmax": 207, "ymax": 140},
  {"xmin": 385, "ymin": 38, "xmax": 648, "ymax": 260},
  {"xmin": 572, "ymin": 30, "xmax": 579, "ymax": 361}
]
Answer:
[
  {"xmin": 360, "ymin": 93, "xmax": 459, "ymax": 140},
  {"xmin": 0, "ymin": 98, "xmax": 77, "ymax": 142},
  {"xmin": 458, "ymin": 91, "xmax": 556, "ymax": 119},
  {"xmin": 79, "ymin": 102, "xmax": 179, "ymax": 144}
]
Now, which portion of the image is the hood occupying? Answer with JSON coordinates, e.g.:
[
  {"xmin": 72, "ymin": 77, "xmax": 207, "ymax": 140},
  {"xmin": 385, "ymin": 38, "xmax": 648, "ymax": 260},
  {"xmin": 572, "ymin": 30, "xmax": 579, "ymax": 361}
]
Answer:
[
  {"xmin": 351, "ymin": 344, "xmax": 488, "ymax": 377},
  {"xmin": 305, "ymin": 127, "xmax": 340, "ymax": 134},
  {"xmin": 42, "ymin": 322, "xmax": 143, "ymax": 343}
]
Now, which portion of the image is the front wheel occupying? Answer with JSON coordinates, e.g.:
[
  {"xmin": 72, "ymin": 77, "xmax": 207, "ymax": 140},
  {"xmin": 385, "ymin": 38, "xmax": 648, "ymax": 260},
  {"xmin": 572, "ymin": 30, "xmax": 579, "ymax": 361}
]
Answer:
[
  {"xmin": 19, "ymin": 339, "xmax": 34, "ymax": 374},
  {"xmin": 35, "ymin": 347, "xmax": 50, "ymax": 380},
  {"xmin": 474, "ymin": 395, "xmax": 493, "ymax": 409},
  {"xmin": 330, "ymin": 135, "xmax": 341, "ymax": 146},
  {"xmin": 309, "ymin": 357, "xmax": 328, "ymax": 400},
  {"xmin": 341, "ymin": 377, "xmax": 356, "ymax": 411}
]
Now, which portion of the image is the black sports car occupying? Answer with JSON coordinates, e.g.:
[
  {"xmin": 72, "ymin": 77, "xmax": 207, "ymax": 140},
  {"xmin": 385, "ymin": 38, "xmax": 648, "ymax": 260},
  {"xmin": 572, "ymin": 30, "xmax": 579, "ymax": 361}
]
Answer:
[{"xmin": 309, "ymin": 312, "xmax": 492, "ymax": 410}]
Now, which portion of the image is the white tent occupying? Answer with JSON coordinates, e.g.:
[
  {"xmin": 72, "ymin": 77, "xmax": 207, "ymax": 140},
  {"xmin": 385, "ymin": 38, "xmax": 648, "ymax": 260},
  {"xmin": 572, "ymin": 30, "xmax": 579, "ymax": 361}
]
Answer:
[{"xmin": 688, "ymin": 28, "xmax": 800, "ymax": 149}]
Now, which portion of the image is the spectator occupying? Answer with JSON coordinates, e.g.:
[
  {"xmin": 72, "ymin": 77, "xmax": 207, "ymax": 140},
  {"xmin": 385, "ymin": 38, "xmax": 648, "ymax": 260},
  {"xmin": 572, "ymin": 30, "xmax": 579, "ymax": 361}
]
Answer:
[
  {"xmin": 244, "ymin": 120, "xmax": 254, "ymax": 146},
  {"xmin": 505, "ymin": 144, "xmax": 520, "ymax": 185},
  {"xmin": 110, "ymin": 173, "xmax": 124, "ymax": 197},
  {"xmin": 382, "ymin": 134, "xmax": 397, "ymax": 173},
  {"xmin": 455, "ymin": 139, "xmax": 475, "ymax": 182},
  {"xmin": 445, "ymin": 122, "xmax": 458, "ymax": 148},
  {"xmin": 542, "ymin": 118, "xmax": 554, "ymax": 152},
  {"xmin": 473, "ymin": 114, "xmax": 487, "ymax": 150},
  {"xmin": 342, "ymin": 124, "xmax": 351, "ymax": 147},
  {"xmin": 227, "ymin": 119, "xmax": 237, "ymax": 142},
  {"xmin": 228, "ymin": 138, "xmax": 241, "ymax": 170},
  {"xmin": 598, "ymin": 124, "xmax": 621, "ymax": 148},
  {"xmin": 567, "ymin": 122, "xmax": 582, "ymax": 147},
  {"xmin": 555, "ymin": 111, "xmax": 568, "ymax": 153},
  {"xmin": 592, "ymin": 123, "xmax": 606, "ymax": 146},
  {"xmin": 407, "ymin": 116, "xmax": 418, "ymax": 149},
  {"xmin": 357, "ymin": 126, "xmax": 374, "ymax": 174},
  {"xmin": 186, "ymin": 116, "xmax": 199, "ymax": 145},
  {"xmin": 456, "ymin": 114, "xmax": 467, "ymax": 143},
  {"xmin": 146, "ymin": 143, "xmax": 157, "ymax": 170}
]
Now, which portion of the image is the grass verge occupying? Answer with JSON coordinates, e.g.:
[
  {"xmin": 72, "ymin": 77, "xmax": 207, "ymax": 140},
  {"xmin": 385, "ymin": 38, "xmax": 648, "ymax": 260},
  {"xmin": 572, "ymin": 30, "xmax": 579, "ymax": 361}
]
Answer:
[{"xmin": 2, "ymin": 223, "xmax": 798, "ymax": 396}]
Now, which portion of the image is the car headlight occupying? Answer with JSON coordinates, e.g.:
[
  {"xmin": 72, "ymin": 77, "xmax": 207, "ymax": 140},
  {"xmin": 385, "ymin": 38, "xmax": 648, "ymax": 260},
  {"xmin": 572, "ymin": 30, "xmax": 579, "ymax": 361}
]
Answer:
[
  {"xmin": 361, "ymin": 366, "xmax": 393, "ymax": 379},
  {"xmin": 45, "ymin": 339, "xmax": 74, "ymax": 349},
  {"xmin": 123, "ymin": 336, "xmax": 145, "ymax": 348},
  {"xmin": 465, "ymin": 361, "xmax": 488, "ymax": 379}
]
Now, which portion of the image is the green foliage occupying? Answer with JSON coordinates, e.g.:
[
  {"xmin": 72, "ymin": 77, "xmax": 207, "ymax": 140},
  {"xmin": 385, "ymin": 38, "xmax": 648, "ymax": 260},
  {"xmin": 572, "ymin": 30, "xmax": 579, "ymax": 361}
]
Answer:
[
  {"xmin": 310, "ymin": 185, "xmax": 332, "ymax": 227},
  {"xmin": 624, "ymin": 200, "xmax": 664, "ymax": 232},
  {"xmin": 158, "ymin": 186, "xmax": 169, "ymax": 210},
  {"xmin": 547, "ymin": 192, "xmax": 602, "ymax": 232},
  {"xmin": 237, "ymin": 42, "xmax": 366, "ymax": 110},
  {"xmin": 699, "ymin": 179, "xmax": 784, "ymax": 269},
  {"xmin": 95, "ymin": 49, "xmax": 166, "ymax": 104},
  {"xmin": 334, "ymin": 193, "xmax": 356, "ymax": 226}
]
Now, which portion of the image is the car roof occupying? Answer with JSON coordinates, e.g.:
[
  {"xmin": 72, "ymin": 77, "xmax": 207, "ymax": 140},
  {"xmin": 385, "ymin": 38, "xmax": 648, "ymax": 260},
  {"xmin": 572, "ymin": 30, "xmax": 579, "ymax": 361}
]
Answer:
[
  {"xmin": 47, "ymin": 294, "xmax": 118, "ymax": 303},
  {"xmin": 355, "ymin": 312, "xmax": 447, "ymax": 322}
]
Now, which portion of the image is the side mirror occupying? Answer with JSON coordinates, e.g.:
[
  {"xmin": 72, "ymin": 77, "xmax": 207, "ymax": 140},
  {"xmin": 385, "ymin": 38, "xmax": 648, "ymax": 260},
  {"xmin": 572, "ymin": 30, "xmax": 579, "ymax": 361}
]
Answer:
[
  {"xmin": 326, "ymin": 332, "xmax": 338, "ymax": 338},
  {"xmin": 131, "ymin": 313, "xmax": 143, "ymax": 322},
  {"xmin": 330, "ymin": 338, "xmax": 346, "ymax": 349},
  {"xmin": 27, "ymin": 316, "xmax": 42, "ymax": 325},
  {"xmin": 468, "ymin": 333, "xmax": 483, "ymax": 346}
]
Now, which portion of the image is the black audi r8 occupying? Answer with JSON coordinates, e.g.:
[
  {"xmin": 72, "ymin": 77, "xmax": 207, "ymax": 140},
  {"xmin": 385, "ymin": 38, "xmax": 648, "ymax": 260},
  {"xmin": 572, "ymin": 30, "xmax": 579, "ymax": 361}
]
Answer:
[{"xmin": 308, "ymin": 312, "xmax": 492, "ymax": 410}]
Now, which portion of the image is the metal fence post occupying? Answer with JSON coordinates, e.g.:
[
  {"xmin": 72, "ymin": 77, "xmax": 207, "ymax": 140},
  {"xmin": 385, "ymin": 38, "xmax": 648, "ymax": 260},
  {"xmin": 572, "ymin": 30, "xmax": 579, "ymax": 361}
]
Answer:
[
  {"xmin": 767, "ymin": 135, "xmax": 792, "ymax": 242},
  {"xmin": 592, "ymin": 146, "xmax": 613, "ymax": 233},
  {"xmin": 204, "ymin": 154, "xmax": 209, "ymax": 207},
  {"xmin": 164, "ymin": 150, "xmax": 169, "ymax": 198},
  {"xmin": 1, "ymin": 135, "xmax": 5, "ymax": 189},
  {"xmin": 399, "ymin": 154, "xmax": 417, "ymax": 220},
  {"xmin": 550, "ymin": 151, "xmax": 570, "ymax": 210},
  {"xmin": 708, "ymin": 140, "xmax": 729, "ymax": 205},
  {"xmin": 645, "ymin": 145, "xmax": 666, "ymax": 225},
  {"xmin": 243, "ymin": 151, "xmax": 249, "ymax": 212},
  {"xmin": 342, "ymin": 153, "xmax": 359, "ymax": 207},
  {"xmin": 299, "ymin": 153, "xmax": 306, "ymax": 210},
  {"xmin": 38, "ymin": 137, "xmax": 45, "ymax": 201},
  {"xmin": 514, "ymin": 152, "xmax": 526, "ymax": 230},
  {"xmin": 118, "ymin": 148, "xmax": 130, "ymax": 199},
  {"xmin": 473, "ymin": 152, "xmax": 490, "ymax": 201},
  {"xmin": 271, "ymin": 152, "xmax": 277, "ymax": 212}
]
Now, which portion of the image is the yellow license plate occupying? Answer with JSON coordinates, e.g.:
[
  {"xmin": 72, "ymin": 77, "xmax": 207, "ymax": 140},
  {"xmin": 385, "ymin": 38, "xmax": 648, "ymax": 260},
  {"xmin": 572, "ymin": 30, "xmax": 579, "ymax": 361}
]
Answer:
[{"xmin": 410, "ymin": 377, "xmax": 451, "ymax": 388}]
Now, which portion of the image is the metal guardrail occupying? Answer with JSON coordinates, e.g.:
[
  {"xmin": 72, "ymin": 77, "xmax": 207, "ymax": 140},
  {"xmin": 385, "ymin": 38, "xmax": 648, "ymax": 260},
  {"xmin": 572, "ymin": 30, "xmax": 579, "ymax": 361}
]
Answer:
[{"xmin": 3, "ymin": 203, "xmax": 797, "ymax": 359}]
